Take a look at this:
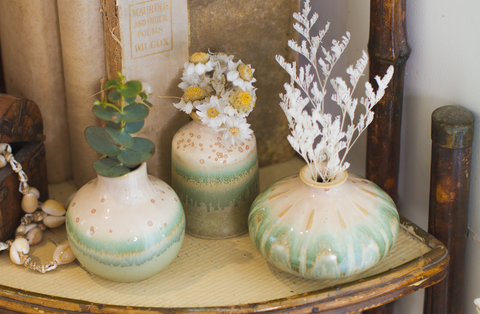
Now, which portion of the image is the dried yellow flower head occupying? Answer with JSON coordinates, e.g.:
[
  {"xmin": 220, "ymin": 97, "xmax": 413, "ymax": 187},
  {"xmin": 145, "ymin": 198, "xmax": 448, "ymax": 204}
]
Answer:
[
  {"xmin": 183, "ymin": 87, "xmax": 207, "ymax": 103},
  {"xmin": 238, "ymin": 64, "xmax": 253, "ymax": 81},
  {"xmin": 230, "ymin": 89, "xmax": 255, "ymax": 113},
  {"xmin": 207, "ymin": 107, "xmax": 220, "ymax": 118},
  {"xmin": 190, "ymin": 52, "xmax": 210, "ymax": 64},
  {"xmin": 229, "ymin": 127, "xmax": 240, "ymax": 137}
]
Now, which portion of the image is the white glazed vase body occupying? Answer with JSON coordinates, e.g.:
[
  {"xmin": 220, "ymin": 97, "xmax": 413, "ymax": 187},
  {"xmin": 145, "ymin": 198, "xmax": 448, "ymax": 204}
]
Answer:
[
  {"xmin": 66, "ymin": 163, "xmax": 185, "ymax": 282},
  {"xmin": 249, "ymin": 165, "xmax": 399, "ymax": 279},
  {"xmin": 172, "ymin": 120, "xmax": 259, "ymax": 239}
]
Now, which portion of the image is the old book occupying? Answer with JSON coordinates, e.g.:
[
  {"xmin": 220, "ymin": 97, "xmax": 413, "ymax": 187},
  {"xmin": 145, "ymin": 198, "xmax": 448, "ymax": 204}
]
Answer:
[
  {"xmin": 102, "ymin": 0, "xmax": 299, "ymax": 183},
  {"xmin": 0, "ymin": 0, "xmax": 72, "ymax": 183},
  {"xmin": 57, "ymin": 0, "xmax": 106, "ymax": 188},
  {"xmin": 102, "ymin": 0, "xmax": 191, "ymax": 183}
]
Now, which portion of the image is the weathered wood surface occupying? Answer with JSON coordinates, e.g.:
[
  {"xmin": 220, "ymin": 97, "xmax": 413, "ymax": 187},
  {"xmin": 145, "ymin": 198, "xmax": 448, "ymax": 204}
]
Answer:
[
  {"xmin": 365, "ymin": 0, "xmax": 410, "ymax": 312},
  {"xmin": 423, "ymin": 106, "xmax": 473, "ymax": 314},
  {"xmin": 0, "ymin": 217, "xmax": 448, "ymax": 314},
  {"xmin": 0, "ymin": 95, "xmax": 45, "ymax": 144},
  {"xmin": 0, "ymin": 95, "xmax": 48, "ymax": 241}
]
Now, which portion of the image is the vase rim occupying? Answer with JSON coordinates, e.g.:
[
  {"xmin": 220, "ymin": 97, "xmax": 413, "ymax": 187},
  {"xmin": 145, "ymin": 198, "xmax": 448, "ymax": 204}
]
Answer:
[
  {"xmin": 189, "ymin": 110, "xmax": 202, "ymax": 122},
  {"xmin": 299, "ymin": 164, "xmax": 348, "ymax": 188},
  {"xmin": 96, "ymin": 161, "xmax": 147, "ymax": 180}
]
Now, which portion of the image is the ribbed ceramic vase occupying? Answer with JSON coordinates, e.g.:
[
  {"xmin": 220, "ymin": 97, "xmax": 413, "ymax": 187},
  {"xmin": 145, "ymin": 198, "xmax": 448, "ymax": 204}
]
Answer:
[
  {"xmin": 172, "ymin": 120, "xmax": 259, "ymax": 239},
  {"xmin": 66, "ymin": 163, "xmax": 185, "ymax": 282},
  {"xmin": 249, "ymin": 165, "xmax": 399, "ymax": 279}
]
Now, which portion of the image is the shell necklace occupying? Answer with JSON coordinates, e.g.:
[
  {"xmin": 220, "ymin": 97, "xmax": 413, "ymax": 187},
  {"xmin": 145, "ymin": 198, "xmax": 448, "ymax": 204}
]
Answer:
[{"xmin": 0, "ymin": 144, "xmax": 76, "ymax": 272}]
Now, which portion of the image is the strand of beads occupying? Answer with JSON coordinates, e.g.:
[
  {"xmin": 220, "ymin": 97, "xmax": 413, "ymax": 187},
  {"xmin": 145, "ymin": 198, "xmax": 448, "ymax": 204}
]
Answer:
[{"xmin": 0, "ymin": 143, "xmax": 76, "ymax": 273}]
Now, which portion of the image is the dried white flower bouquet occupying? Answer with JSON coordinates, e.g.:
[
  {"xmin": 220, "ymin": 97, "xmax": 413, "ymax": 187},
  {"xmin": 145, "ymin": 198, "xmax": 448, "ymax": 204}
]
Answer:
[
  {"xmin": 276, "ymin": 0, "xmax": 394, "ymax": 182},
  {"xmin": 174, "ymin": 52, "xmax": 257, "ymax": 145}
]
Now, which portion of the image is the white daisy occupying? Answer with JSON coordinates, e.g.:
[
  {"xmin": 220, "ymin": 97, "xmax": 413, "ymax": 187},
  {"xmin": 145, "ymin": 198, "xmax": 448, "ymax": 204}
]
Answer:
[
  {"xmin": 224, "ymin": 105, "xmax": 238, "ymax": 117},
  {"xmin": 220, "ymin": 116, "xmax": 253, "ymax": 146},
  {"xmin": 226, "ymin": 60, "xmax": 256, "ymax": 92},
  {"xmin": 189, "ymin": 52, "xmax": 216, "ymax": 76},
  {"xmin": 173, "ymin": 99, "xmax": 194, "ymax": 114},
  {"xmin": 228, "ymin": 88, "xmax": 256, "ymax": 116},
  {"xmin": 174, "ymin": 87, "xmax": 208, "ymax": 114},
  {"xmin": 211, "ymin": 52, "xmax": 234, "ymax": 70},
  {"xmin": 178, "ymin": 62, "xmax": 205, "ymax": 91},
  {"xmin": 196, "ymin": 96, "xmax": 227, "ymax": 130}
]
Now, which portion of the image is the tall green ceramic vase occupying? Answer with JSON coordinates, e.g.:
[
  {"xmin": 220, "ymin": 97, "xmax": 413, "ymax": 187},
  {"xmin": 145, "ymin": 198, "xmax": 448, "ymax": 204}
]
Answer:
[
  {"xmin": 249, "ymin": 164, "xmax": 399, "ymax": 279},
  {"xmin": 172, "ymin": 119, "xmax": 259, "ymax": 239},
  {"xmin": 66, "ymin": 163, "xmax": 185, "ymax": 282}
]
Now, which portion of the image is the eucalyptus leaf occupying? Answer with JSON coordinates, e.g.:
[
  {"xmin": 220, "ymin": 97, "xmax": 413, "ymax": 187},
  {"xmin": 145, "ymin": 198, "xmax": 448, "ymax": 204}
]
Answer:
[
  {"xmin": 105, "ymin": 80, "xmax": 121, "ymax": 89},
  {"xmin": 93, "ymin": 158, "xmax": 130, "ymax": 177},
  {"xmin": 118, "ymin": 138, "xmax": 154, "ymax": 165},
  {"xmin": 124, "ymin": 120, "xmax": 144, "ymax": 133},
  {"xmin": 121, "ymin": 81, "xmax": 142, "ymax": 97},
  {"xmin": 93, "ymin": 106, "xmax": 121, "ymax": 122},
  {"xmin": 85, "ymin": 127, "xmax": 120, "ymax": 155},
  {"xmin": 143, "ymin": 100, "xmax": 153, "ymax": 107},
  {"xmin": 105, "ymin": 127, "xmax": 134, "ymax": 147},
  {"xmin": 108, "ymin": 89, "xmax": 122, "ymax": 102},
  {"xmin": 106, "ymin": 121, "xmax": 121, "ymax": 129},
  {"xmin": 106, "ymin": 120, "xmax": 144, "ymax": 134},
  {"xmin": 122, "ymin": 103, "xmax": 149, "ymax": 123},
  {"xmin": 124, "ymin": 96, "xmax": 137, "ymax": 104}
]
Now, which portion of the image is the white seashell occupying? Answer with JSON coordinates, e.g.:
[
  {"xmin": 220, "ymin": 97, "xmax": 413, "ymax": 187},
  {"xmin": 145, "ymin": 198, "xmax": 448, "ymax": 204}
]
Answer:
[
  {"xmin": 13, "ymin": 238, "xmax": 30, "ymax": 254},
  {"xmin": 0, "ymin": 143, "xmax": 12, "ymax": 153},
  {"xmin": 0, "ymin": 155, "xmax": 6, "ymax": 168},
  {"xmin": 37, "ymin": 222, "xmax": 46, "ymax": 231},
  {"xmin": 64, "ymin": 191, "xmax": 76, "ymax": 209},
  {"xmin": 11, "ymin": 234, "xmax": 31, "ymax": 265},
  {"xmin": 474, "ymin": 298, "xmax": 480, "ymax": 314},
  {"xmin": 29, "ymin": 187, "xmax": 40, "ymax": 199},
  {"xmin": 26, "ymin": 227, "xmax": 43, "ymax": 245},
  {"xmin": 21, "ymin": 193, "xmax": 38, "ymax": 214},
  {"xmin": 16, "ymin": 224, "xmax": 26, "ymax": 234},
  {"xmin": 53, "ymin": 243, "xmax": 75, "ymax": 265},
  {"xmin": 41, "ymin": 199, "xmax": 66, "ymax": 216},
  {"xmin": 25, "ymin": 223, "xmax": 38, "ymax": 233},
  {"xmin": 43, "ymin": 215, "xmax": 66, "ymax": 228},
  {"xmin": 9, "ymin": 247, "xmax": 21, "ymax": 265}
]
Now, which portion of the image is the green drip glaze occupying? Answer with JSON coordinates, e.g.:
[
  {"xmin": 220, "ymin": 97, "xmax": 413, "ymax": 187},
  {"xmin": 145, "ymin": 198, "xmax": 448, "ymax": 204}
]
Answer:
[
  {"xmin": 172, "ymin": 151, "xmax": 259, "ymax": 211},
  {"xmin": 248, "ymin": 174, "xmax": 399, "ymax": 279},
  {"xmin": 66, "ymin": 209, "xmax": 185, "ymax": 268}
]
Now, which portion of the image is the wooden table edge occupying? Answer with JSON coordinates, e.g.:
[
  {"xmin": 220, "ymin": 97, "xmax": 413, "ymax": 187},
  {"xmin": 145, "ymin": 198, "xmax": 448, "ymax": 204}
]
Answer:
[{"xmin": 0, "ymin": 217, "xmax": 449, "ymax": 314}]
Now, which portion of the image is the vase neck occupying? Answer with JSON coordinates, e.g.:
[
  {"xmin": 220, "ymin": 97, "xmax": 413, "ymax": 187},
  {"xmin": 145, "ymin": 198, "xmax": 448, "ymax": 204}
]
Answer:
[
  {"xmin": 299, "ymin": 164, "xmax": 348, "ymax": 188},
  {"xmin": 96, "ymin": 162, "xmax": 150, "ymax": 196}
]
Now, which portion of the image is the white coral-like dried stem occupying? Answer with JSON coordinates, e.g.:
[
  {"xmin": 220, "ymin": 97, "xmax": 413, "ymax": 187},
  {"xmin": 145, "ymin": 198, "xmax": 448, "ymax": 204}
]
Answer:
[{"xmin": 277, "ymin": 0, "xmax": 394, "ymax": 182}]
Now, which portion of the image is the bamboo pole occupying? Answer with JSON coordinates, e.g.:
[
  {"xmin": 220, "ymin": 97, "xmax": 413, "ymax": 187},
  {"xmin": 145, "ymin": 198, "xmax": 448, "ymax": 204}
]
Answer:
[
  {"xmin": 424, "ymin": 105, "xmax": 474, "ymax": 314},
  {"xmin": 364, "ymin": 0, "xmax": 410, "ymax": 313}
]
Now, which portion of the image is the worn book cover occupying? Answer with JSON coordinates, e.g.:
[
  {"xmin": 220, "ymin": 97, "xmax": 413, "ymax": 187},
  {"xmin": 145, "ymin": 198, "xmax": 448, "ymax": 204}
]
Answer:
[{"xmin": 103, "ymin": 0, "xmax": 299, "ymax": 183}]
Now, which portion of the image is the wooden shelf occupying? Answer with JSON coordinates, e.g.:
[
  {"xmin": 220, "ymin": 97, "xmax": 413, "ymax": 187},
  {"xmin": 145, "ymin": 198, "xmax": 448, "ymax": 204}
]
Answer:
[{"xmin": 0, "ymin": 159, "xmax": 448, "ymax": 313}]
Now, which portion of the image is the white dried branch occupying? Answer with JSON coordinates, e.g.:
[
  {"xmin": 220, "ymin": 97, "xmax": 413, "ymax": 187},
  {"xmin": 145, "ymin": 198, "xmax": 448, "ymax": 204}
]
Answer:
[{"xmin": 276, "ymin": 1, "xmax": 394, "ymax": 182}]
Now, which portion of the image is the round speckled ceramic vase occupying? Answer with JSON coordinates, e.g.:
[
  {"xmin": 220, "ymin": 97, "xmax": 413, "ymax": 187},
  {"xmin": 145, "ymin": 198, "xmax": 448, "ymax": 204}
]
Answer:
[
  {"xmin": 248, "ymin": 164, "xmax": 399, "ymax": 279},
  {"xmin": 65, "ymin": 162, "xmax": 185, "ymax": 282},
  {"xmin": 172, "ymin": 120, "xmax": 259, "ymax": 239}
]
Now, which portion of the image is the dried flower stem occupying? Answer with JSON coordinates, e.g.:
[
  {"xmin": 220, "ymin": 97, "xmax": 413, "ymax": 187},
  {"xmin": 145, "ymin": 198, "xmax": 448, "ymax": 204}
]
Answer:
[{"xmin": 277, "ymin": 0, "xmax": 394, "ymax": 182}]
